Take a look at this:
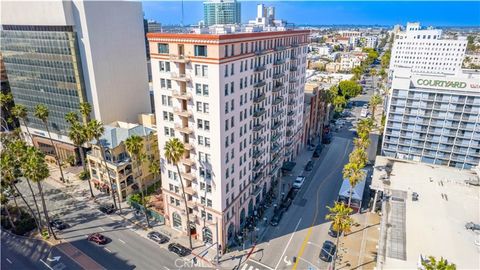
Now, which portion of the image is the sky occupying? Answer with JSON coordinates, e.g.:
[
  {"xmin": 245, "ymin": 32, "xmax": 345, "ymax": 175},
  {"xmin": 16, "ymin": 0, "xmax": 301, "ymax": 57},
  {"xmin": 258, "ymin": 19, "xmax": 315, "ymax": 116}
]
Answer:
[{"xmin": 142, "ymin": 1, "xmax": 480, "ymax": 27}]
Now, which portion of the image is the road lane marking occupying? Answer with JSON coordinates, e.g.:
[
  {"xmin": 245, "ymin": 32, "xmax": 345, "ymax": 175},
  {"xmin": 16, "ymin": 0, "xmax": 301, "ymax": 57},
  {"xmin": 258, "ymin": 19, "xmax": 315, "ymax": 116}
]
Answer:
[
  {"xmin": 99, "ymin": 227, "xmax": 105, "ymax": 231},
  {"xmin": 39, "ymin": 259, "xmax": 54, "ymax": 270},
  {"xmin": 306, "ymin": 241, "xmax": 322, "ymax": 249},
  {"xmin": 163, "ymin": 266, "xmax": 170, "ymax": 270},
  {"xmin": 274, "ymin": 218, "xmax": 302, "ymax": 270},
  {"xmin": 292, "ymin": 139, "xmax": 351, "ymax": 270},
  {"xmin": 118, "ymin": 239, "xmax": 126, "ymax": 244},
  {"xmin": 6, "ymin": 258, "xmax": 12, "ymax": 264},
  {"xmin": 104, "ymin": 248, "xmax": 112, "ymax": 253}
]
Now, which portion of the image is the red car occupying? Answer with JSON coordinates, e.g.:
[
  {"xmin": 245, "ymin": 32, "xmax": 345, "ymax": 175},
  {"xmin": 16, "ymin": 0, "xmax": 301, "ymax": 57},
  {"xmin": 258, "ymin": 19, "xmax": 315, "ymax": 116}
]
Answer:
[{"xmin": 88, "ymin": 233, "xmax": 107, "ymax": 245}]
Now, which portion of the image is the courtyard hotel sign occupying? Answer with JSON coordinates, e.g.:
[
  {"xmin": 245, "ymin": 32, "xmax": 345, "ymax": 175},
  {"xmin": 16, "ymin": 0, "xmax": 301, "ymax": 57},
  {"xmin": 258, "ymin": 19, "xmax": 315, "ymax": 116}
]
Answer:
[{"xmin": 412, "ymin": 75, "xmax": 480, "ymax": 92}]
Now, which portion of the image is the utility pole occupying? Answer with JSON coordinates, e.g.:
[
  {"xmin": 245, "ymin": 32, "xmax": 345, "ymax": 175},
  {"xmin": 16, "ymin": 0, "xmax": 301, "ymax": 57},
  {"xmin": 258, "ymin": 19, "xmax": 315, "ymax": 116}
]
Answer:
[{"xmin": 215, "ymin": 217, "xmax": 220, "ymax": 265}]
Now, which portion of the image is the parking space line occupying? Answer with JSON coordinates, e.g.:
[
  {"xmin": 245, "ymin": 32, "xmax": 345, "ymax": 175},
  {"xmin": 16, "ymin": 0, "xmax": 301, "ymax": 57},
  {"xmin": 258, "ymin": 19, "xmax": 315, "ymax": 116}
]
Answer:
[
  {"xmin": 118, "ymin": 239, "xmax": 126, "ymax": 244},
  {"xmin": 6, "ymin": 258, "xmax": 12, "ymax": 264},
  {"xmin": 104, "ymin": 248, "xmax": 112, "ymax": 253}
]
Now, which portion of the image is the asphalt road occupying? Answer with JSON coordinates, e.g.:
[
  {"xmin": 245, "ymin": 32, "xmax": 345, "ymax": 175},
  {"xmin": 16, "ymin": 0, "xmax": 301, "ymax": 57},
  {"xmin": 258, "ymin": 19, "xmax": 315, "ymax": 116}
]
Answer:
[
  {"xmin": 13, "ymin": 179, "xmax": 189, "ymax": 270},
  {"xmin": 247, "ymin": 74, "xmax": 378, "ymax": 270}
]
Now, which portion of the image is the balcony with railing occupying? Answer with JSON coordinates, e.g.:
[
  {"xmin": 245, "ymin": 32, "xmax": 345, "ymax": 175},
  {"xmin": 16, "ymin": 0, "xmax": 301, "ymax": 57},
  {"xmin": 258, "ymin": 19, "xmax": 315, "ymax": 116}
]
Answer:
[
  {"xmin": 270, "ymin": 163, "xmax": 281, "ymax": 176},
  {"xmin": 274, "ymin": 46, "xmax": 288, "ymax": 51},
  {"xmin": 252, "ymin": 149, "xmax": 265, "ymax": 159},
  {"xmin": 184, "ymin": 142, "xmax": 194, "ymax": 151},
  {"xmin": 254, "ymin": 64, "xmax": 266, "ymax": 72},
  {"xmin": 170, "ymin": 72, "xmax": 191, "ymax": 82},
  {"xmin": 253, "ymin": 162, "xmax": 264, "ymax": 173},
  {"xmin": 286, "ymin": 129, "xmax": 293, "ymax": 137},
  {"xmin": 174, "ymin": 124, "xmax": 193, "ymax": 134},
  {"xmin": 271, "ymin": 121, "xmax": 282, "ymax": 131},
  {"xmin": 173, "ymin": 107, "xmax": 193, "ymax": 118},
  {"xmin": 172, "ymin": 91, "xmax": 192, "ymax": 100},
  {"xmin": 272, "ymin": 109, "xmax": 284, "ymax": 119},
  {"xmin": 273, "ymin": 72, "xmax": 284, "ymax": 80},
  {"xmin": 274, "ymin": 58, "xmax": 286, "ymax": 65},
  {"xmin": 254, "ymin": 80, "xmax": 266, "ymax": 88},
  {"xmin": 288, "ymin": 89, "xmax": 296, "ymax": 94},
  {"xmin": 287, "ymin": 119, "xmax": 294, "ymax": 127},
  {"xmin": 287, "ymin": 110, "xmax": 295, "ymax": 116},
  {"xmin": 290, "ymin": 66, "xmax": 298, "ymax": 72},
  {"xmin": 253, "ymin": 108, "xmax": 266, "ymax": 117},
  {"xmin": 271, "ymin": 132, "xmax": 281, "ymax": 143},
  {"xmin": 252, "ymin": 136, "xmax": 265, "ymax": 146},
  {"xmin": 253, "ymin": 93, "xmax": 266, "ymax": 103},
  {"xmin": 181, "ymin": 157, "xmax": 195, "ymax": 166},
  {"xmin": 270, "ymin": 153, "xmax": 282, "ymax": 165},
  {"xmin": 253, "ymin": 123, "xmax": 265, "ymax": 132},
  {"xmin": 169, "ymin": 54, "xmax": 191, "ymax": 63},
  {"xmin": 272, "ymin": 83, "xmax": 284, "ymax": 93},
  {"xmin": 271, "ymin": 143, "xmax": 281, "ymax": 154},
  {"xmin": 273, "ymin": 96, "xmax": 284, "ymax": 106}
]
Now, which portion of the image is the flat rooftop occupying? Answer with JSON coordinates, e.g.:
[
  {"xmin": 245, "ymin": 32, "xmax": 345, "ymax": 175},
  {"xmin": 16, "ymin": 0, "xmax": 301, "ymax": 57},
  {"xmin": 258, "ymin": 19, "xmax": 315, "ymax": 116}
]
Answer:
[{"xmin": 371, "ymin": 156, "xmax": 480, "ymax": 269}]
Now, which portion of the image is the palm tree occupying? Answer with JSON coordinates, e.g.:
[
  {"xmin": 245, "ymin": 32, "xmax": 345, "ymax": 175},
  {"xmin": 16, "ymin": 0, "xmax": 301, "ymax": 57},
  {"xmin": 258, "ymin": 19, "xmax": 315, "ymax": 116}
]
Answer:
[
  {"xmin": 357, "ymin": 118, "xmax": 374, "ymax": 139},
  {"xmin": 421, "ymin": 256, "xmax": 456, "ymax": 270},
  {"xmin": 325, "ymin": 202, "xmax": 353, "ymax": 270},
  {"xmin": 79, "ymin": 102, "xmax": 92, "ymax": 125},
  {"xmin": 125, "ymin": 135, "xmax": 151, "ymax": 228},
  {"xmin": 369, "ymin": 95, "xmax": 382, "ymax": 121},
  {"xmin": 65, "ymin": 111, "xmax": 79, "ymax": 126},
  {"xmin": 0, "ymin": 92, "xmax": 13, "ymax": 131},
  {"xmin": 164, "ymin": 138, "xmax": 192, "ymax": 249},
  {"xmin": 85, "ymin": 120, "xmax": 118, "ymax": 209},
  {"xmin": 24, "ymin": 147, "xmax": 57, "ymax": 239},
  {"xmin": 349, "ymin": 148, "xmax": 368, "ymax": 169},
  {"xmin": 148, "ymin": 159, "xmax": 161, "ymax": 190},
  {"xmin": 353, "ymin": 137, "xmax": 370, "ymax": 151},
  {"xmin": 12, "ymin": 104, "xmax": 32, "ymax": 141},
  {"xmin": 342, "ymin": 162, "xmax": 366, "ymax": 207},
  {"xmin": 66, "ymin": 119, "xmax": 94, "ymax": 198},
  {"xmin": 34, "ymin": 104, "xmax": 66, "ymax": 183}
]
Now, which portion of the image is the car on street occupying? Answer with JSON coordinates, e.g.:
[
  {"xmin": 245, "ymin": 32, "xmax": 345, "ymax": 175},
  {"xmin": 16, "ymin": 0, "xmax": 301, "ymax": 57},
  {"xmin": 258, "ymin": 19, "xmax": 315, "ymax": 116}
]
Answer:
[
  {"xmin": 286, "ymin": 188, "xmax": 298, "ymax": 200},
  {"xmin": 88, "ymin": 233, "xmax": 108, "ymax": 245},
  {"xmin": 292, "ymin": 176, "xmax": 306, "ymax": 189},
  {"xmin": 147, "ymin": 231, "xmax": 170, "ymax": 244},
  {"xmin": 319, "ymin": 240, "xmax": 336, "ymax": 262},
  {"xmin": 270, "ymin": 209, "xmax": 285, "ymax": 226},
  {"xmin": 280, "ymin": 198, "xmax": 292, "ymax": 211},
  {"xmin": 305, "ymin": 161, "xmax": 313, "ymax": 171},
  {"xmin": 328, "ymin": 223, "xmax": 340, "ymax": 238},
  {"xmin": 50, "ymin": 218, "xmax": 68, "ymax": 230},
  {"xmin": 99, "ymin": 204, "xmax": 115, "ymax": 214},
  {"xmin": 168, "ymin": 243, "xmax": 191, "ymax": 257}
]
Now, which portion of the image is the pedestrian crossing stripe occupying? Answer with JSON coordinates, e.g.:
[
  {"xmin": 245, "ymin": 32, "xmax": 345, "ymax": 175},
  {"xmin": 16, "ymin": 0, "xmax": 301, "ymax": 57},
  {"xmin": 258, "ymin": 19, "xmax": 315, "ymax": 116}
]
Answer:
[{"xmin": 240, "ymin": 264, "xmax": 257, "ymax": 270}]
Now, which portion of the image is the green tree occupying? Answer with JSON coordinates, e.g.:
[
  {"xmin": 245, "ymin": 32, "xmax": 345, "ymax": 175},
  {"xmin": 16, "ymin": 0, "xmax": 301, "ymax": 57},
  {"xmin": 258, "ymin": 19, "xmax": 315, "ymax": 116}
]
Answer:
[
  {"xmin": 0, "ymin": 193, "xmax": 16, "ymax": 231},
  {"xmin": 379, "ymin": 68, "xmax": 387, "ymax": 80},
  {"xmin": 421, "ymin": 256, "xmax": 456, "ymax": 270},
  {"xmin": 164, "ymin": 138, "xmax": 193, "ymax": 249},
  {"xmin": 325, "ymin": 202, "xmax": 354, "ymax": 269},
  {"xmin": 342, "ymin": 162, "xmax": 366, "ymax": 207},
  {"xmin": 353, "ymin": 137, "xmax": 370, "ymax": 151},
  {"xmin": 357, "ymin": 118, "xmax": 374, "ymax": 139},
  {"xmin": 338, "ymin": 80, "xmax": 362, "ymax": 98},
  {"xmin": 12, "ymin": 104, "xmax": 32, "ymax": 141},
  {"xmin": 333, "ymin": 95, "xmax": 347, "ymax": 113},
  {"xmin": 327, "ymin": 85, "xmax": 339, "ymax": 104},
  {"xmin": 34, "ymin": 104, "xmax": 66, "ymax": 183},
  {"xmin": 79, "ymin": 102, "xmax": 92, "ymax": 125},
  {"xmin": 369, "ymin": 95, "xmax": 383, "ymax": 121},
  {"xmin": 23, "ymin": 147, "xmax": 57, "ymax": 239},
  {"xmin": 148, "ymin": 159, "xmax": 161, "ymax": 191},
  {"xmin": 85, "ymin": 120, "xmax": 118, "ymax": 209},
  {"xmin": 0, "ymin": 92, "xmax": 13, "ymax": 130},
  {"xmin": 351, "ymin": 66, "xmax": 363, "ymax": 82},
  {"xmin": 125, "ymin": 135, "xmax": 151, "ymax": 228},
  {"xmin": 380, "ymin": 113, "xmax": 387, "ymax": 134},
  {"xmin": 349, "ymin": 147, "xmax": 368, "ymax": 169}
]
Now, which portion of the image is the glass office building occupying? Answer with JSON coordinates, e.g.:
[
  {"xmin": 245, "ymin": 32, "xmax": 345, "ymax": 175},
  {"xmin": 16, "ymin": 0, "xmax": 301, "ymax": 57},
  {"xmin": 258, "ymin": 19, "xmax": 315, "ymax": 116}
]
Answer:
[
  {"xmin": 1, "ymin": 25, "xmax": 86, "ymax": 136},
  {"xmin": 203, "ymin": 0, "xmax": 241, "ymax": 26},
  {"xmin": 382, "ymin": 70, "xmax": 480, "ymax": 170}
]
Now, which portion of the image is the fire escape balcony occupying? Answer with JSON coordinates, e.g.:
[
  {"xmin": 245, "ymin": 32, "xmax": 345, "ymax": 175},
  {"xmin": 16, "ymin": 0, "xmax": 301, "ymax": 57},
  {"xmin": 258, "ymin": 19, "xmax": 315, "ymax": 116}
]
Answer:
[
  {"xmin": 174, "ymin": 124, "xmax": 193, "ymax": 134},
  {"xmin": 173, "ymin": 108, "xmax": 193, "ymax": 118},
  {"xmin": 172, "ymin": 91, "xmax": 192, "ymax": 100},
  {"xmin": 170, "ymin": 72, "xmax": 191, "ymax": 82}
]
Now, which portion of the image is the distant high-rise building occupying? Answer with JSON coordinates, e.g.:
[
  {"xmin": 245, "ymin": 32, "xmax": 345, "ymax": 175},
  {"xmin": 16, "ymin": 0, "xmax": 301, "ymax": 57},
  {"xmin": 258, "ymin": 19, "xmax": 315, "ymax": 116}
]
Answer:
[
  {"xmin": 148, "ymin": 28, "xmax": 309, "ymax": 249},
  {"xmin": 0, "ymin": 52, "xmax": 18, "ymax": 132},
  {"xmin": 1, "ymin": 1, "xmax": 150, "ymax": 160},
  {"xmin": 203, "ymin": 0, "xmax": 241, "ymax": 26},
  {"xmin": 390, "ymin": 22, "xmax": 467, "ymax": 76},
  {"xmin": 147, "ymin": 20, "xmax": 162, "ymax": 33}
]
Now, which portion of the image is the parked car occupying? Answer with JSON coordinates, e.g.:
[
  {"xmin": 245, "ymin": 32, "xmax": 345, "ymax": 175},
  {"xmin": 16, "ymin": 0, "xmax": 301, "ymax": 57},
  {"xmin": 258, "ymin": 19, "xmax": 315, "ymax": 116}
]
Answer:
[
  {"xmin": 270, "ymin": 209, "xmax": 285, "ymax": 226},
  {"xmin": 147, "ymin": 231, "xmax": 170, "ymax": 244},
  {"xmin": 168, "ymin": 243, "xmax": 191, "ymax": 257},
  {"xmin": 286, "ymin": 188, "xmax": 298, "ymax": 201},
  {"xmin": 305, "ymin": 161, "xmax": 313, "ymax": 171},
  {"xmin": 328, "ymin": 223, "xmax": 340, "ymax": 238},
  {"xmin": 99, "ymin": 204, "xmax": 115, "ymax": 214},
  {"xmin": 465, "ymin": 222, "xmax": 480, "ymax": 231},
  {"xmin": 313, "ymin": 150, "xmax": 320, "ymax": 158},
  {"xmin": 292, "ymin": 176, "xmax": 306, "ymax": 189},
  {"xmin": 281, "ymin": 198, "xmax": 293, "ymax": 211},
  {"xmin": 88, "ymin": 233, "xmax": 108, "ymax": 245},
  {"xmin": 319, "ymin": 240, "xmax": 336, "ymax": 262},
  {"xmin": 50, "ymin": 219, "xmax": 68, "ymax": 230}
]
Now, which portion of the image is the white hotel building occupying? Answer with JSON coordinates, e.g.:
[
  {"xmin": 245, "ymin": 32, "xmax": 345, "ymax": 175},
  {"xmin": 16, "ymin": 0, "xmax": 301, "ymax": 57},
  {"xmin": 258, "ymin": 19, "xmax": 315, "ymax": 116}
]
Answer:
[
  {"xmin": 148, "ymin": 29, "xmax": 309, "ymax": 248},
  {"xmin": 382, "ymin": 22, "xmax": 479, "ymax": 170}
]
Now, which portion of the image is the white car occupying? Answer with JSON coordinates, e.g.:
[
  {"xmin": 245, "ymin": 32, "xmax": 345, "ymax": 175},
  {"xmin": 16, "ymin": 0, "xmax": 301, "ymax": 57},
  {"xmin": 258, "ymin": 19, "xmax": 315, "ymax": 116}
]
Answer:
[{"xmin": 293, "ymin": 176, "xmax": 306, "ymax": 189}]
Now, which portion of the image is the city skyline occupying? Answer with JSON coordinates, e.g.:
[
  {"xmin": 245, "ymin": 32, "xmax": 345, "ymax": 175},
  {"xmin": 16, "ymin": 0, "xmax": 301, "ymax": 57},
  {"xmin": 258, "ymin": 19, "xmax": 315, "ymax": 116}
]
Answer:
[{"xmin": 143, "ymin": 1, "xmax": 480, "ymax": 27}]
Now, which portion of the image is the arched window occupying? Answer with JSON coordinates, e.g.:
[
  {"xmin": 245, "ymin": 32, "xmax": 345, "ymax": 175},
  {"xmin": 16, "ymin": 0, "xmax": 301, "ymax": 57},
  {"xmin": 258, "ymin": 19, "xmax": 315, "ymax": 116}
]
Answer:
[{"xmin": 172, "ymin": 212, "xmax": 182, "ymax": 229}]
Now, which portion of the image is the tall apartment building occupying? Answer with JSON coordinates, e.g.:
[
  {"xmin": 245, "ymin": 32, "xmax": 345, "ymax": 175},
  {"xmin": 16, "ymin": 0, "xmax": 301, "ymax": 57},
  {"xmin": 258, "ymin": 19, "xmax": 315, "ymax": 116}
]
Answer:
[
  {"xmin": 382, "ymin": 67, "xmax": 480, "ymax": 170},
  {"xmin": 390, "ymin": 22, "xmax": 467, "ymax": 76},
  {"xmin": 1, "ymin": 1, "xmax": 150, "ymax": 159},
  {"xmin": 148, "ymin": 29, "xmax": 309, "ymax": 248},
  {"xmin": 203, "ymin": 0, "xmax": 241, "ymax": 26}
]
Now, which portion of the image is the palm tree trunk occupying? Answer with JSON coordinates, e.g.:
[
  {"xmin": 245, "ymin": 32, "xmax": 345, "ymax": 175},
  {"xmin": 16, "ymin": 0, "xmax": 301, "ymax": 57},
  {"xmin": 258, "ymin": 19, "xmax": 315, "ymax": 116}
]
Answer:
[
  {"xmin": 136, "ymin": 159, "xmax": 151, "ymax": 228},
  {"xmin": 21, "ymin": 119, "xmax": 33, "ymax": 143},
  {"xmin": 44, "ymin": 124, "xmax": 66, "ymax": 183},
  {"xmin": 97, "ymin": 143, "xmax": 118, "ymax": 210},
  {"xmin": 348, "ymin": 186, "xmax": 353, "ymax": 208},
  {"xmin": 13, "ymin": 184, "xmax": 42, "ymax": 235},
  {"xmin": 176, "ymin": 164, "xmax": 193, "ymax": 249},
  {"xmin": 36, "ymin": 181, "xmax": 56, "ymax": 239},
  {"xmin": 332, "ymin": 233, "xmax": 341, "ymax": 270},
  {"xmin": 11, "ymin": 193, "xmax": 21, "ymax": 217},
  {"xmin": 3, "ymin": 203, "xmax": 16, "ymax": 232},
  {"xmin": 78, "ymin": 146, "xmax": 94, "ymax": 198},
  {"xmin": 25, "ymin": 178, "xmax": 44, "ymax": 227}
]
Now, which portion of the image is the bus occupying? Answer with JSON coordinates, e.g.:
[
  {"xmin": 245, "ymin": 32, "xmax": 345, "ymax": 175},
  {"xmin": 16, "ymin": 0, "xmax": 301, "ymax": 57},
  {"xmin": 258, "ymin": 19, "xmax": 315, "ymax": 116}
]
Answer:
[{"xmin": 338, "ymin": 169, "xmax": 368, "ymax": 213}]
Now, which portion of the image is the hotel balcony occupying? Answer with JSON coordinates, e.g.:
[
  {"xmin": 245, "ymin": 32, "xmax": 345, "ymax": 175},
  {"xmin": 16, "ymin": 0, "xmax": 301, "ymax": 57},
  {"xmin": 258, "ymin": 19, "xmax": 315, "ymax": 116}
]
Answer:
[
  {"xmin": 174, "ymin": 124, "xmax": 193, "ymax": 134},
  {"xmin": 252, "ymin": 136, "xmax": 265, "ymax": 146},
  {"xmin": 274, "ymin": 59, "xmax": 286, "ymax": 65},
  {"xmin": 287, "ymin": 120, "xmax": 294, "ymax": 127},
  {"xmin": 254, "ymin": 49, "xmax": 267, "ymax": 55},
  {"xmin": 271, "ymin": 143, "xmax": 281, "ymax": 154},
  {"xmin": 272, "ymin": 83, "xmax": 284, "ymax": 93},
  {"xmin": 271, "ymin": 121, "xmax": 282, "ymax": 131},
  {"xmin": 253, "ymin": 123, "xmax": 265, "ymax": 132},
  {"xmin": 287, "ymin": 110, "xmax": 295, "ymax": 116},
  {"xmin": 183, "ymin": 143, "xmax": 194, "ymax": 151},
  {"xmin": 291, "ymin": 43, "xmax": 299, "ymax": 48},
  {"xmin": 253, "ymin": 162, "xmax": 264, "ymax": 173},
  {"xmin": 290, "ymin": 66, "xmax": 298, "ymax": 72},
  {"xmin": 181, "ymin": 172, "xmax": 196, "ymax": 182},
  {"xmin": 288, "ymin": 89, "xmax": 296, "ymax": 94},
  {"xmin": 181, "ymin": 157, "xmax": 195, "ymax": 167},
  {"xmin": 169, "ymin": 54, "xmax": 191, "ymax": 63},
  {"xmin": 253, "ymin": 108, "xmax": 266, "ymax": 118},
  {"xmin": 273, "ymin": 72, "xmax": 284, "ymax": 80},
  {"xmin": 274, "ymin": 46, "xmax": 288, "ymax": 51},
  {"xmin": 252, "ymin": 149, "xmax": 265, "ymax": 159},
  {"xmin": 273, "ymin": 96, "xmax": 284, "ymax": 106},
  {"xmin": 271, "ymin": 132, "xmax": 281, "ymax": 143},
  {"xmin": 170, "ymin": 73, "xmax": 191, "ymax": 82},
  {"xmin": 254, "ymin": 64, "xmax": 266, "ymax": 72},
  {"xmin": 172, "ymin": 91, "xmax": 192, "ymax": 100},
  {"xmin": 270, "ymin": 153, "xmax": 282, "ymax": 165},
  {"xmin": 173, "ymin": 108, "xmax": 193, "ymax": 118},
  {"xmin": 184, "ymin": 186, "xmax": 197, "ymax": 196},
  {"xmin": 254, "ymin": 80, "xmax": 266, "ymax": 88},
  {"xmin": 272, "ymin": 109, "xmax": 283, "ymax": 119},
  {"xmin": 253, "ymin": 93, "xmax": 266, "ymax": 103},
  {"xmin": 270, "ymin": 163, "xmax": 281, "ymax": 176}
]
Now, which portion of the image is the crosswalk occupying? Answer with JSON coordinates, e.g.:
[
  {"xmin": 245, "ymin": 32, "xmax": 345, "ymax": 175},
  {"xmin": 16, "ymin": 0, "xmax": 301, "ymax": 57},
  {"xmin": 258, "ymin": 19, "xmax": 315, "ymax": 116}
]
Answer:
[{"xmin": 239, "ymin": 260, "xmax": 273, "ymax": 270}]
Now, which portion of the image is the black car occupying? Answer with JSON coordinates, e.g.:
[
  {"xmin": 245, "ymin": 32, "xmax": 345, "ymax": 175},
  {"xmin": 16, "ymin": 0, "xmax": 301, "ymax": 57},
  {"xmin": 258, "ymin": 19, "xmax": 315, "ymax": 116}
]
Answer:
[
  {"xmin": 50, "ymin": 219, "xmax": 68, "ymax": 230},
  {"xmin": 147, "ymin": 231, "xmax": 170, "ymax": 244},
  {"xmin": 328, "ymin": 223, "xmax": 340, "ymax": 238},
  {"xmin": 305, "ymin": 161, "xmax": 313, "ymax": 171},
  {"xmin": 319, "ymin": 240, "xmax": 336, "ymax": 262},
  {"xmin": 168, "ymin": 243, "xmax": 191, "ymax": 257},
  {"xmin": 281, "ymin": 198, "xmax": 292, "ymax": 211},
  {"xmin": 286, "ymin": 188, "xmax": 298, "ymax": 201},
  {"xmin": 270, "ymin": 209, "xmax": 285, "ymax": 226},
  {"xmin": 99, "ymin": 205, "xmax": 115, "ymax": 214}
]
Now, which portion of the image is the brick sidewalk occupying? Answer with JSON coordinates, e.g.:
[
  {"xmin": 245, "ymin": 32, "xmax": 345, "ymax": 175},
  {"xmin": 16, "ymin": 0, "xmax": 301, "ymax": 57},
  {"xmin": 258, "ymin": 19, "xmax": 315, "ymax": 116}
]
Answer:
[{"xmin": 335, "ymin": 212, "xmax": 381, "ymax": 270}]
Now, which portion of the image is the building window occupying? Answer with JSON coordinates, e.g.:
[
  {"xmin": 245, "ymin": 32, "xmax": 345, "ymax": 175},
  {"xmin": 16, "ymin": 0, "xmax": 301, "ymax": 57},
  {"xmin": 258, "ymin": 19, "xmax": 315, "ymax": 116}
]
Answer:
[
  {"xmin": 159, "ymin": 61, "xmax": 170, "ymax": 72},
  {"xmin": 202, "ymin": 65, "xmax": 208, "ymax": 76},
  {"xmin": 195, "ymin": 45, "xmax": 207, "ymax": 57},
  {"xmin": 158, "ymin": 43, "xmax": 169, "ymax": 54}
]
